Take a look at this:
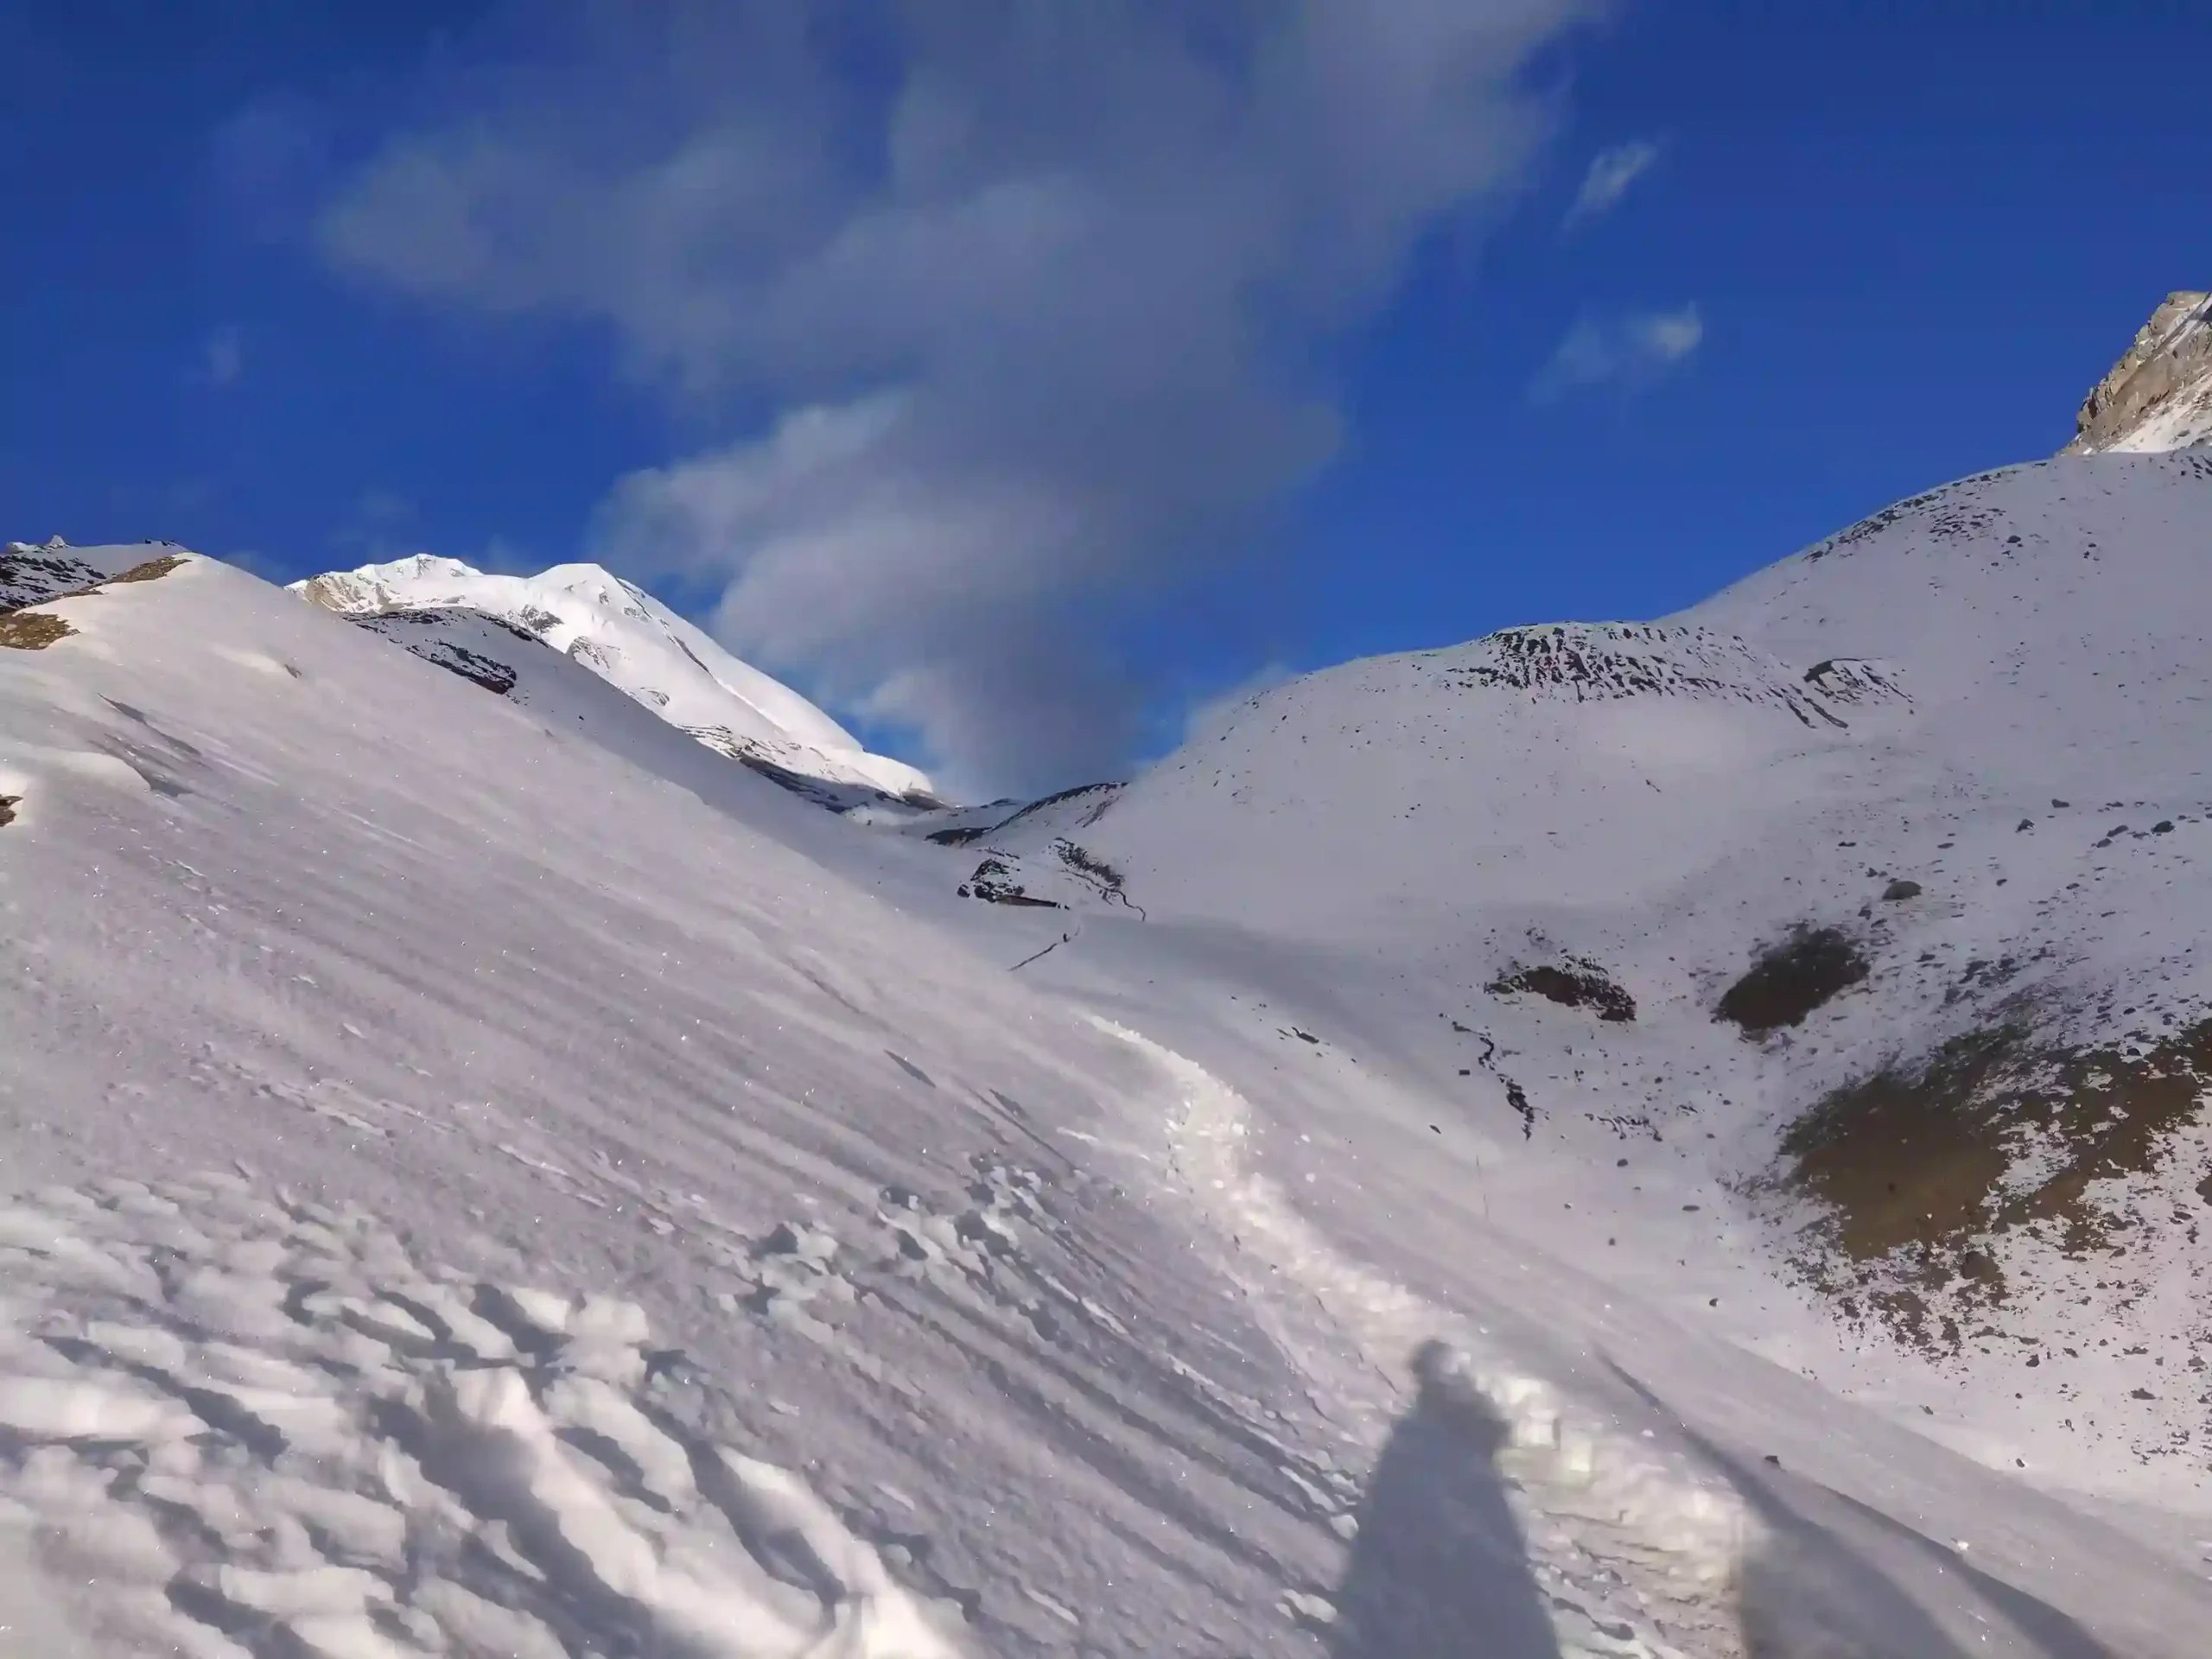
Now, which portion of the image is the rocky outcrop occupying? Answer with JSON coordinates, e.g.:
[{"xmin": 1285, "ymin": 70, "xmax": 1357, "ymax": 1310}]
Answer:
[{"xmin": 2066, "ymin": 289, "xmax": 2212, "ymax": 454}]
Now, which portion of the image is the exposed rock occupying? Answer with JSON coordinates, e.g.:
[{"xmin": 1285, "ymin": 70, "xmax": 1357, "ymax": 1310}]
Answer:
[
  {"xmin": 961, "ymin": 855, "xmax": 1064, "ymax": 908},
  {"xmin": 1715, "ymin": 926, "xmax": 1869, "ymax": 1034},
  {"xmin": 1487, "ymin": 961, "xmax": 1637, "ymax": 1022},
  {"xmin": 1437, "ymin": 624, "xmax": 1859, "ymax": 729},
  {"xmin": 2066, "ymin": 290, "xmax": 2212, "ymax": 454},
  {"xmin": 0, "ymin": 546, "xmax": 105, "ymax": 613}
]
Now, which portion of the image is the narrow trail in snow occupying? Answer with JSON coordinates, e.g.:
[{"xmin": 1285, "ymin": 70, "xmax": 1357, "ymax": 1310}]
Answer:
[{"xmin": 1095, "ymin": 1018, "xmax": 1748, "ymax": 1659}]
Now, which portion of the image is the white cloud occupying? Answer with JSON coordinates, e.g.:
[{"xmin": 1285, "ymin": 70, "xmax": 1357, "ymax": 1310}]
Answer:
[
  {"xmin": 208, "ymin": 93, "xmax": 334, "ymax": 240},
  {"xmin": 1564, "ymin": 138, "xmax": 1659, "ymax": 227},
  {"xmin": 320, "ymin": 0, "xmax": 1598, "ymax": 792},
  {"xmin": 1529, "ymin": 304, "xmax": 1702, "ymax": 403},
  {"xmin": 218, "ymin": 547, "xmax": 285, "ymax": 582},
  {"xmin": 202, "ymin": 327, "xmax": 244, "ymax": 387}
]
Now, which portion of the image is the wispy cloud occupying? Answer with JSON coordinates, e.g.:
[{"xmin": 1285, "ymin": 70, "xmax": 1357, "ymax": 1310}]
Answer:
[
  {"xmin": 218, "ymin": 547, "xmax": 288, "ymax": 582},
  {"xmin": 320, "ymin": 487, "xmax": 522, "ymax": 578},
  {"xmin": 202, "ymin": 326, "xmax": 245, "ymax": 387},
  {"xmin": 316, "ymin": 0, "xmax": 1600, "ymax": 794},
  {"xmin": 1529, "ymin": 305, "xmax": 1702, "ymax": 403},
  {"xmin": 324, "ymin": 487, "xmax": 423, "ymax": 566},
  {"xmin": 1564, "ymin": 139, "xmax": 1659, "ymax": 227}
]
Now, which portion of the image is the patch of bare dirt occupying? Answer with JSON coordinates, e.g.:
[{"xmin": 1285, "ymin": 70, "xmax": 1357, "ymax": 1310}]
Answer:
[
  {"xmin": 105, "ymin": 554, "xmax": 188, "ymax": 584},
  {"xmin": 1487, "ymin": 960, "xmax": 1636, "ymax": 1022},
  {"xmin": 1770, "ymin": 1014, "xmax": 2212, "ymax": 1353},
  {"xmin": 0, "ymin": 612, "xmax": 75, "ymax": 650},
  {"xmin": 1715, "ymin": 925, "xmax": 1868, "ymax": 1034}
]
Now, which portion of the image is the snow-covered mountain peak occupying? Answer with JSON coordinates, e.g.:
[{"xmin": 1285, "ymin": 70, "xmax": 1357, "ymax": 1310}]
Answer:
[
  {"xmin": 294, "ymin": 552, "xmax": 939, "ymax": 810},
  {"xmin": 294, "ymin": 551, "xmax": 483, "ymax": 607},
  {"xmin": 2066, "ymin": 289, "xmax": 2212, "ymax": 454}
]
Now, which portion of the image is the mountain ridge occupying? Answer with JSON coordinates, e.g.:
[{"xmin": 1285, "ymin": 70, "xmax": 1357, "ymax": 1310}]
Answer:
[
  {"xmin": 294, "ymin": 553, "xmax": 941, "ymax": 811},
  {"xmin": 2065, "ymin": 288, "xmax": 2212, "ymax": 454}
]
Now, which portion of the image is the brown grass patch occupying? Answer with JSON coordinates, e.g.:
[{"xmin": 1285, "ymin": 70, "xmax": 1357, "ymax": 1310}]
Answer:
[
  {"xmin": 104, "ymin": 554, "xmax": 188, "ymax": 584},
  {"xmin": 0, "ymin": 612, "xmax": 75, "ymax": 649},
  {"xmin": 1773, "ymin": 1015, "xmax": 2212, "ymax": 1351}
]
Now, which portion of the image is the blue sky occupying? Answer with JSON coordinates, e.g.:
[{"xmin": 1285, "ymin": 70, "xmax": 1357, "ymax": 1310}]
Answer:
[{"xmin": 3, "ymin": 2, "xmax": 2206, "ymax": 794}]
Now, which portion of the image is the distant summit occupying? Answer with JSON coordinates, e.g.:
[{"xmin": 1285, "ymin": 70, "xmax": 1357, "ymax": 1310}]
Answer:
[
  {"xmin": 2066, "ymin": 289, "xmax": 2212, "ymax": 454},
  {"xmin": 294, "ymin": 555, "xmax": 939, "ymax": 811}
]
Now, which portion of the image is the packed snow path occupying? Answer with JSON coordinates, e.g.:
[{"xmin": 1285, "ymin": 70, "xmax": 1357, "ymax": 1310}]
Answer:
[
  {"xmin": 1085, "ymin": 1005, "xmax": 2194, "ymax": 1658},
  {"xmin": 1100, "ymin": 1020, "xmax": 1744, "ymax": 1659}
]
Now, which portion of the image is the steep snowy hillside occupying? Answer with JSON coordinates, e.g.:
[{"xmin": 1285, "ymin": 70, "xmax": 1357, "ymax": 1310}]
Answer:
[
  {"xmin": 0, "ymin": 550, "xmax": 1370, "ymax": 1657},
  {"xmin": 12, "ymin": 546, "xmax": 2202, "ymax": 1656},
  {"xmin": 963, "ymin": 446, "xmax": 2212, "ymax": 1525},
  {"xmin": 296, "ymin": 555, "xmax": 939, "ymax": 812},
  {"xmin": 2066, "ymin": 289, "xmax": 2212, "ymax": 454}
]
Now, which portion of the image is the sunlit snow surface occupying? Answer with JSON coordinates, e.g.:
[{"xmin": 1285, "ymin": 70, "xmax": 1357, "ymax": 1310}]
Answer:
[
  {"xmin": 5, "ymin": 523, "xmax": 2212, "ymax": 1655},
  {"xmin": 294, "ymin": 554, "xmax": 936, "ymax": 806}
]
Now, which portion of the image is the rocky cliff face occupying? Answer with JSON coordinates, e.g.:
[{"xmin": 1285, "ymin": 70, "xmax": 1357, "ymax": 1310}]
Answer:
[{"xmin": 2066, "ymin": 289, "xmax": 2212, "ymax": 454}]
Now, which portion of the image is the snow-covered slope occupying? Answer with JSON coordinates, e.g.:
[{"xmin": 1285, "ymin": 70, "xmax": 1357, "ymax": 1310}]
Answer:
[
  {"xmin": 2066, "ymin": 289, "xmax": 2212, "ymax": 454},
  {"xmin": 22, "ymin": 299, "xmax": 2212, "ymax": 1657},
  {"xmin": 13, "ymin": 544, "xmax": 2204, "ymax": 1656},
  {"xmin": 296, "ymin": 554, "xmax": 938, "ymax": 810},
  {"xmin": 960, "ymin": 447, "xmax": 2212, "ymax": 1524},
  {"xmin": 1, "ymin": 550, "xmax": 1370, "ymax": 1656}
]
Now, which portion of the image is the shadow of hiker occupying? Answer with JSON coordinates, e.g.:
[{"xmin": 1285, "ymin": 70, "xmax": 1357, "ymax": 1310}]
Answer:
[
  {"xmin": 1706, "ymin": 1436, "xmax": 1979, "ymax": 1659},
  {"xmin": 1606, "ymin": 1362, "xmax": 2110, "ymax": 1659},
  {"xmin": 1721, "ymin": 1442, "xmax": 2111, "ymax": 1658},
  {"xmin": 1325, "ymin": 1340, "xmax": 1561, "ymax": 1659}
]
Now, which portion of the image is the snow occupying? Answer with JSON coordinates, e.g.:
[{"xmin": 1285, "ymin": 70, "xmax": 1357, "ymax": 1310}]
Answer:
[
  {"xmin": 294, "ymin": 554, "xmax": 937, "ymax": 806},
  {"xmin": 988, "ymin": 454, "xmax": 2212, "ymax": 1503},
  {"xmin": 3, "ymin": 554, "xmax": 1352, "ymax": 1655},
  {"xmin": 10, "ymin": 496, "xmax": 2212, "ymax": 1656}
]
